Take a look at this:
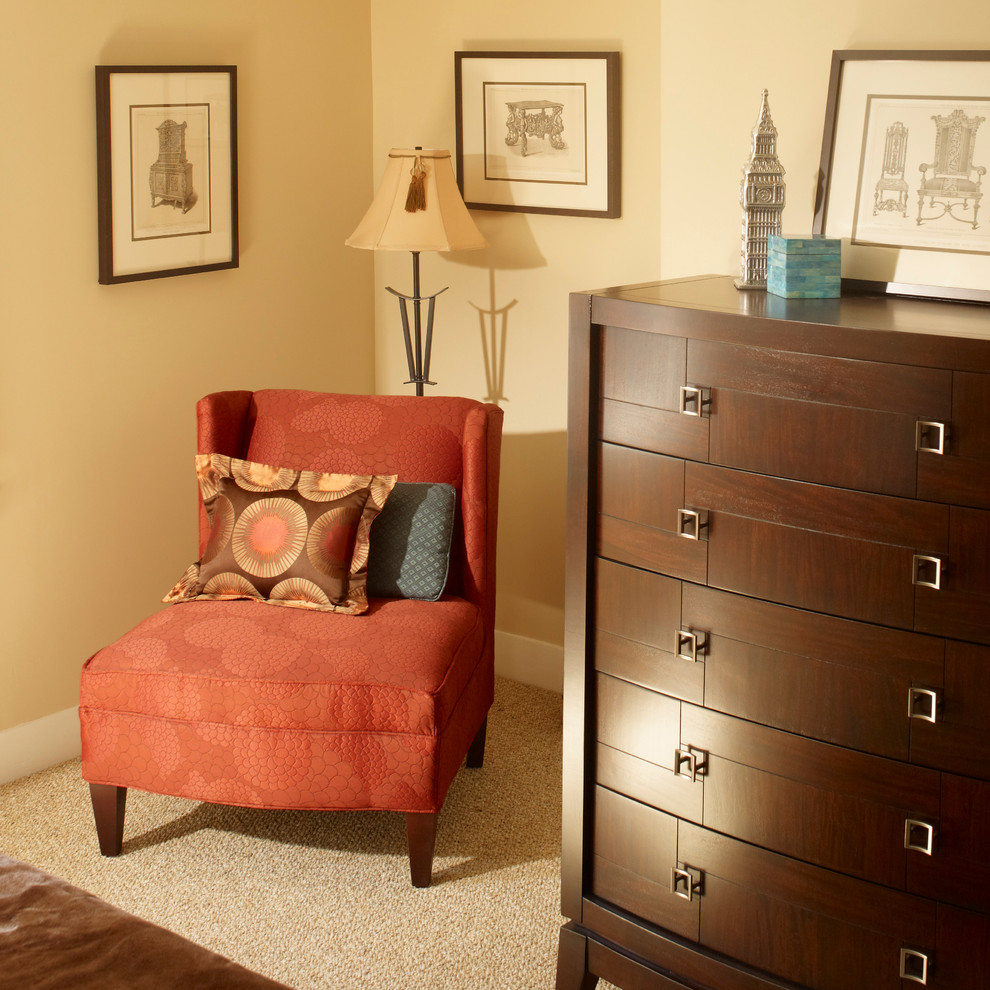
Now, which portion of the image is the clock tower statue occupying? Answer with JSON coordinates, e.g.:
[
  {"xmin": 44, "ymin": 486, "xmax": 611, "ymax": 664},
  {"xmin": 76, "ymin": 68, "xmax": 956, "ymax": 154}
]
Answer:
[{"xmin": 735, "ymin": 90, "xmax": 785, "ymax": 289}]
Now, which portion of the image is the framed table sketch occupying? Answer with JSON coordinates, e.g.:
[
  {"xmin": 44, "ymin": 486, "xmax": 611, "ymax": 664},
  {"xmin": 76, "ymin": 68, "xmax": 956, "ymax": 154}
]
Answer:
[
  {"xmin": 95, "ymin": 65, "xmax": 238, "ymax": 284},
  {"xmin": 454, "ymin": 51, "xmax": 620, "ymax": 218},
  {"xmin": 813, "ymin": 50, "xmax": 990, "ymax": 304}
]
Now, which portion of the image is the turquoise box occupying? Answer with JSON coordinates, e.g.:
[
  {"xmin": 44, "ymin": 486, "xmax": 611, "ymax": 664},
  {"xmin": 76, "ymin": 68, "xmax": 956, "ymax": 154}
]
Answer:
[{"xmin": 767, "ymin": 235, "xmax": 841, "ymax": 298}]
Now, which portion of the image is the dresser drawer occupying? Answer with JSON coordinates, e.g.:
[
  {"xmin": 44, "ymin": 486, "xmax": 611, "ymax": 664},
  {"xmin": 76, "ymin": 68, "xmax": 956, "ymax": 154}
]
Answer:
[
  {"xmin": 600, "ymin": 327, "xmax": 709, "ymax": 462},
  {"xmin": 597, "ymin": 678, "xmax": 942, "ymax": 891},
  {"xmin": 595, "ymin": 557, "xmax": 990, "ymax": 776},
  {"xmin": 593, "ymin": 786, "xmax": 699, "ymax": 939},
  {"xmin": 918, "ymin": 371, "xmax": 990, "ymax": 509},
  {"xmin": 598, "ymin": 443, "xmax": 707, "ymax": 583},
  {"xmin": 911, "ymin": 640, "xmax": 990, "ymax": 778},
  {"xmin": 601, "ymin": 333, "xmax": 990, "ymax": 511},
  {"xmin": 688, "ymin": 339, "xmax": 951, "ymax": 498},
  {"xmin": 594, "ymin": 558, "xmax": 704, "ymax": 705},
  {"xmin": 592, "ymin": 787, "xmax": 942, "ymax": 990}
]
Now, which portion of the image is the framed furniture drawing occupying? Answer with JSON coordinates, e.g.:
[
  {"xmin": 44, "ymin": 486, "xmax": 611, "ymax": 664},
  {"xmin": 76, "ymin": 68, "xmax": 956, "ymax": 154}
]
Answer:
[
  {"xmin": 814, "ymin": 50, "xmax": 990, "ymax": 304},
  {"xmin": 95, "ymin": 65, "xmax": 238, "ymax": 284},
  {"xmin": 454, "ymin": 52, "xmax": 620, "ymax": 218}
]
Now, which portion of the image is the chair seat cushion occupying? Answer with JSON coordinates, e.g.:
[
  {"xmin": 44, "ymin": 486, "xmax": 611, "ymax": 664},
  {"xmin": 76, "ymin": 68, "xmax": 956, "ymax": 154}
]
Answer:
[{"xmin": 80, "ymin": 597, "xmax": 485, "ymax": 812}]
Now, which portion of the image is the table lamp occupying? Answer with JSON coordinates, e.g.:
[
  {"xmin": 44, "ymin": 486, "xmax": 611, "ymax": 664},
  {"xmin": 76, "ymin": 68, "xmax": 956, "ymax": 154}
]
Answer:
[{"xmin": 346, "ymin": 148, "xmax": 487, "ymax": 395}]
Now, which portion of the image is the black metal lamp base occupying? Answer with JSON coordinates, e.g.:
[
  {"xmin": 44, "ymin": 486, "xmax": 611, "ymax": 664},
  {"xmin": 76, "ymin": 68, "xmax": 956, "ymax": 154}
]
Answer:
[{"xmin": 386, "ymin": 251, "xmax": 448, "ymax": 396}]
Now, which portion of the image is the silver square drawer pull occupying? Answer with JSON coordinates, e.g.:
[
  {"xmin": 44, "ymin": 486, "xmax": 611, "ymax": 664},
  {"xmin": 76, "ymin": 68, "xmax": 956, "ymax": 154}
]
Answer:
[
  {"xmin": 675, "ymin": 629, "xmax": 707, "ymax": 663},
  {"xmin": 679, "ymin": 385, "xmax": 711, "ymax": 417},
  {"xmin": 912, "ymin": 555, "xmax": 943, "ymax": 590},
  {"xmin": 908, "ymin": 687, "xmax": 938, "ymax": 723},
  {"xmin": 674, "ymin": 746, "xmax": 708, "ymax": 782},
  {"xmin": 678, "ymin": 508, "xmax": 709, "ymax": 540},
  {"xmin": 915, "ymin": 420, "xmax": 947, "ymax": 455},
  {"xmin": 900, "ymin": 947, "xmax": 930, "ymax": 985},
  {"xmin": 904, "ymin": 819, "xmax": 937, "ymax": 856},
  {"xmin": 670, "ymin": 865, "xmax": 704, "ymax": 901}
]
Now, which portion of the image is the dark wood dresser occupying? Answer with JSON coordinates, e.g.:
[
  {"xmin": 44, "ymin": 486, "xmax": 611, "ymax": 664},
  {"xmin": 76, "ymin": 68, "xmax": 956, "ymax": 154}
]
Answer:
[{"xmin": 557, "ymin": 275, "xmax": 990, "ymax": 990}]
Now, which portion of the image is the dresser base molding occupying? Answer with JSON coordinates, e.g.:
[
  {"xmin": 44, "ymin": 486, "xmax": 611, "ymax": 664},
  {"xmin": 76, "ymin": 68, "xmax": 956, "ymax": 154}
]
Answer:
[{"xmin": 557, "ymin": 913, "xmax": 798, "ymax": 990}]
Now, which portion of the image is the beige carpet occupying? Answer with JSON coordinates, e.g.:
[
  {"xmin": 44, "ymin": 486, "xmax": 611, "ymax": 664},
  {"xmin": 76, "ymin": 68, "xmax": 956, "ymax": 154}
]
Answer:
[{"xmin": 0, "ymin": 677, "xmax": 574, "ymax": 990}]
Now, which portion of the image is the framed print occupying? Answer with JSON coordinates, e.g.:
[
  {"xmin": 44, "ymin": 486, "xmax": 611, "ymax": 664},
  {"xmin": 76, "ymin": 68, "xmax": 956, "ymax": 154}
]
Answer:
[
  {"xmin": 96, "ymin": 65, "xmax": 238, "ymax": 284},
  {"xmin": 455, "ymin": 52, "xmax": 620, "ymax": 217},
  {"xmin": 814, "ymin": 50, "xmax": 990, "ymax": 304}
]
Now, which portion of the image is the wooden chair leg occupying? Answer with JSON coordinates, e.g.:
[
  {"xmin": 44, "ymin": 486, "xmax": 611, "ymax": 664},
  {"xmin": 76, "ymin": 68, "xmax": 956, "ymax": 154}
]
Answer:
[
  {"xmin": 405, "ymin": 811, "xmax": 437, "ymax": 888},
  {"xmin": 89, "ymin": 783, "xmax": 127, "ymax": 856},
  {"xmin": 466, "ymin": 717, "xmax": 487, "ymax": 768}
]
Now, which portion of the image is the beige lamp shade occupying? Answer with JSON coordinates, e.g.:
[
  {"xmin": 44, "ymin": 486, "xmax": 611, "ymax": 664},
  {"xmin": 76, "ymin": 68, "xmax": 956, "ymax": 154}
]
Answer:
[{"xmin": 346, "ymin": 149, "xmax": 487, "ymax": 253}]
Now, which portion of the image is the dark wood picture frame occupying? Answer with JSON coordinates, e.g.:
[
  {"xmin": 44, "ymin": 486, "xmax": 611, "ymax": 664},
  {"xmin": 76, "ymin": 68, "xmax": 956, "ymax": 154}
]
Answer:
[
  {"xmin": 96, "ymin": 65, "xmax": 238, "ymax": 284},
  {"xmin": 813, "ymin": 50, "xmax": 990, "ymax": 304},
  {"xmin": 454, "ymin": 51, "xmax": 620, "ymax": 218}
]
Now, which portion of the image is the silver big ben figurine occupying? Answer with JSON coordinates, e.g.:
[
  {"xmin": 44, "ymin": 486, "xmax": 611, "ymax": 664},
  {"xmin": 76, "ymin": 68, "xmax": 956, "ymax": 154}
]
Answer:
[{"xmin": 735, "ymin": 90, "xmax": 785, "ymax": 289}]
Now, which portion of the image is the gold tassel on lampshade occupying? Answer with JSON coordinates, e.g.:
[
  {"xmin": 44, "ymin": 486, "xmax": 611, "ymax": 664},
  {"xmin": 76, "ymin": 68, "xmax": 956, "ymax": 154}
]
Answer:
[
  {"xmin": 346, "ymin": 149, "xmax": 487, "ymax": 395},
  {"xmin": 346, "ymin": 149, "xmax": 487, "ymax": 253}
]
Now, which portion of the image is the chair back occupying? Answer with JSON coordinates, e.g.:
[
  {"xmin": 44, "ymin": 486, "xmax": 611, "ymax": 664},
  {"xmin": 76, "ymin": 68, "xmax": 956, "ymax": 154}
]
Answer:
[{"xmin": 194, "ymin": 390, "xmax": 503, "ymax": 632}]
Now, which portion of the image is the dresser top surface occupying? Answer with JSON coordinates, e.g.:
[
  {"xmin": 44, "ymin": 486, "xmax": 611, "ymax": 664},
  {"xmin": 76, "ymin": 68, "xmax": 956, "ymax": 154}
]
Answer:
[
  {"xmin": 579, "ymin": 274, "xmax": 990, "ymax": 370},
  {"xmin": 585, "ymin": 274, "xmax": 990, "ymax": 339}
]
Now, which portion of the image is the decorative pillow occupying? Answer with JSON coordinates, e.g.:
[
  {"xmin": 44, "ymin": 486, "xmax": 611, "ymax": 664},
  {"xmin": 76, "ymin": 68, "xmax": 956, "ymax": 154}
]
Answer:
[
  {"xmin": 367, "ymin": 482, "xmax": 456, "ymax": 601},
  {"xmin": 164, "ymin": 454, "xmax": 397, "ymax": 614}
]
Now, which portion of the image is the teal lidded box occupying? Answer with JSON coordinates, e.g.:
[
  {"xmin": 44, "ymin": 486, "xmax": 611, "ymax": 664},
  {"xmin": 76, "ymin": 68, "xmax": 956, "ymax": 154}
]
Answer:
[{"xmin": 767, "ymin": 235, "xmax": 841, "ymax": 298}]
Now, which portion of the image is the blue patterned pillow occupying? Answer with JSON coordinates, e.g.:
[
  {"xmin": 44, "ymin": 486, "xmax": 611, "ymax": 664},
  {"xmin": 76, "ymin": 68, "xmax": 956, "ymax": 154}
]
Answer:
[{"xmin": 367, "ymin": 483, "xmax": 456, "ymax": 600}]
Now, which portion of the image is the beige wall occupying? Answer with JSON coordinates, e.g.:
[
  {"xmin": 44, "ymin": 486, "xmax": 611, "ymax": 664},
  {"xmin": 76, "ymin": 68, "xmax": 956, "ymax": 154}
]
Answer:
[
  {"xmin": 370, "ymin": 0, "xmax": 990, "ymax": 679},
  {"xmin": 0, "ymin": 2, "xmax": 375, "ymax": 732}
]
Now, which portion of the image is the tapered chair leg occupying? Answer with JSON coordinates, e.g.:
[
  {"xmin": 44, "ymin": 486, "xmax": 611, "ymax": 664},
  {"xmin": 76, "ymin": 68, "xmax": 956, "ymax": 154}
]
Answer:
[
  {"xmin": 405, "ymin": 811, "xmax": 437, "ymax": 888},
  {"xmin": 89, "ymin": 783, "xmax": 127, "ymax": 856},
  {"xmin": 466, "ymin": 717, "xmax": 487, "ymax": 768}
]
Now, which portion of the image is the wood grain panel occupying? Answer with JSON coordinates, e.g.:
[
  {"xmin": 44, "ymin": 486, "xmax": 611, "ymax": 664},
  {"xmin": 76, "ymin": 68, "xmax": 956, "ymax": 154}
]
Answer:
[
  {"xmin": 601, "ymin": 326, "xmax": 686, "ymax": 410},
  {"xmin": 911, "ymin": 640, "xmax": 990, "ymax": 777},
  {"xmin": 931, "ymin": 904, "xmax": 990, "ymax": 990},
  {"xmin": 700, "ymin": 875, "xmax": 915, "ymax": 990},
  {"xmin": 686, "ymin": 461, "xmax": 948, "ymax": 550},
  {"xmin": 709, "ymin": 389, "xmax": 918, "ymax": 496},
  {"xmin": 704, "ymin": 512, "xmax": 916, "ymax": 627},
  {"xmin": 596, "ymin": 558, "xmax": 681, "ymax": 649},
  {"xmin": 593, "ymin": 787, "xmax": 699, "ymax": 939},
  {"xmin": 594, "ymin": 629, "xmax": 705, "ymax": 705},
  {"xmin": 678, "ymin": 819, "xmax": 935, "ymax": 943},
  {"xmin": 686, "ymin": 338, "xmax": 951, "ymax": 415},
  {"xmin": 908, "ymin": 774, "xmax": 990, "ymax": 915},
  {"xmin": 597, "ymin": 673, "xmax": 680, "ymax": 769},
  {"xmin": 597, "ymin": 743, "xmax": 703, "ymax": 823},
  {"xmin": 918, "ymin": 371, "xmax": 990, "ymax": 509},
  {"xmin": 682, "ymin": 704, "xmax": 940, "ymax": 812},
  {"xmin": 681, "ymin": 705, "xmax": 939, "ymax": 889},
  {"xmin": 600, "ymin": 444, "xmax": 684, "ymax": 531},
  {"xmin": 683, "ymin": 584, "xmax": 943, "ymax": 759},
  {"xmin": 600, "ymin": 397, "xmax": 709, "ymax": 462},
  {"xmin": 915, "ymin": 505, "xmax": 990, "ymax": 644},
  {"xmin": 598, "ymin": 514, "xmax": 708, "ymax": 584},
  {"xmin": 594, "ymin": 560, "xmax": 704, "ymax": 704}
]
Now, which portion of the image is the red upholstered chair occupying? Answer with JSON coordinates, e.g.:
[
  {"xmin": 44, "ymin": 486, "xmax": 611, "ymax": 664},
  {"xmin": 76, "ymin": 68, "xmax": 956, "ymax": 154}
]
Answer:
[{"xmin": 79, "ymin": 390, "xmax": 502, "ymax": 887}]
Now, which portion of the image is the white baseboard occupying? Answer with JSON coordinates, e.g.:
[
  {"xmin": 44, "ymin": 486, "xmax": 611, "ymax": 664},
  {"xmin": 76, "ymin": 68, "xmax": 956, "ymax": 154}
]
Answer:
[
  {"xmin": 494, "ymin": 629, "xmax": 563, "ymax": 694},
  {"xmin": 0, "ymin": 634, "xmax": 562, "ymax": 785},
  {"xmin": 0, "ymin": 706, "xmax": 81, "ymax": 786}
]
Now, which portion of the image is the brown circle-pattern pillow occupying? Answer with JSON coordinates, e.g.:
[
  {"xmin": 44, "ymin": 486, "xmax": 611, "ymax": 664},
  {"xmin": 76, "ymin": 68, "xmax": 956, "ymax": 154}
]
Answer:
[{"xmin": 164, "ymin": 454, "xmax": 396, "ymax": 614}]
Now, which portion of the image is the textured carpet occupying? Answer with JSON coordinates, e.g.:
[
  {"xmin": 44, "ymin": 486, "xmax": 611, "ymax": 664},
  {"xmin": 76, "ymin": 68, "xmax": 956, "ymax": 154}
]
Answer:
[{"xmin": 0, "ymin": 678, "xmax": 572, "ymax": 989}]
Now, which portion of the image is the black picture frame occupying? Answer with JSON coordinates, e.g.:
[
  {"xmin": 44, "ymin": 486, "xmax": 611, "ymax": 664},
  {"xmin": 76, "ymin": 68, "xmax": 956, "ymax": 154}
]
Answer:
[
  {"xmin": 813, "ymin": 50, "xmax": 990, "ymax": 304},
  {"xmin": 96, "ymin": 65, "xmax": 238, "ymax": 284},
  {"xmin": 454, "ymin": 51, "xmax": 620, "ymax": 218}
]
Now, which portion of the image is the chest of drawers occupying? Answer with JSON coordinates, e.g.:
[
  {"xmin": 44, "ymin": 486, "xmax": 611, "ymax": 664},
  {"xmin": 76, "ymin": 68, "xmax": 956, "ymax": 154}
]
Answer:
[{"xmin": 557, "ymin": 275, "xmax": 990, "ymax": 990}]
